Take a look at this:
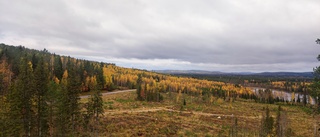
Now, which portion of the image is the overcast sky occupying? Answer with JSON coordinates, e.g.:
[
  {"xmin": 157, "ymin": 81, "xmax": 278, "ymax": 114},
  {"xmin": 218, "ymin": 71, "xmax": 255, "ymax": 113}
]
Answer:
[{"xmin": 1, "ymin": 0, "xmax": 319, "ymax": 72}]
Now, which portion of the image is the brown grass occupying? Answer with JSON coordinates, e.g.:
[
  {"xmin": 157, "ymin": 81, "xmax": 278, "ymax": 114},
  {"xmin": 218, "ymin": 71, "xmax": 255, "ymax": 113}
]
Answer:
[{"xmin": 81, "ymin": 91, "xmax": 315, "ymax": 136}]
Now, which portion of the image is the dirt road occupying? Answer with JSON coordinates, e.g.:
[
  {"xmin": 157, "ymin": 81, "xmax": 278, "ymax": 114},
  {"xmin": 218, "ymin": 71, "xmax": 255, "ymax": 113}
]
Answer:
[
  {"xmin": 105, "ymin": 106, "xmax": 260, "ymax": 119},
  {"xmin": 80, "ymin": 89, "xmax": 136, "ymax": 99}
]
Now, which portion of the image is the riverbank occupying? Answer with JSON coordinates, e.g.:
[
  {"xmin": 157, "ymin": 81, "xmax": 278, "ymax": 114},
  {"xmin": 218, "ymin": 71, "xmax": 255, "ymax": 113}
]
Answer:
[{"xmin": 248, "ymin": 87, "xmax": 315, "ymax": 104}]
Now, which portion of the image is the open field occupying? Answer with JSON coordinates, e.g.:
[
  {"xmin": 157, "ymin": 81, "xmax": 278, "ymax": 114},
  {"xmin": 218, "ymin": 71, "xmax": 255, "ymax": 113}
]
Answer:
[{"xmin": 81, "ymin": 90, "xmax": 316, "ymax": 136}]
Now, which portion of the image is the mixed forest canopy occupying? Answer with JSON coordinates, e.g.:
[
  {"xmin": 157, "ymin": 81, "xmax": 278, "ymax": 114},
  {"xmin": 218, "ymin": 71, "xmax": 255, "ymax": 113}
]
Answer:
[
  {"xmin": 0, "ymin": 43, "xmax": 255, "ymax": 96},
  {"xmin": 0, "ymin": 43, "xmax": 254, "ymax": 136}
]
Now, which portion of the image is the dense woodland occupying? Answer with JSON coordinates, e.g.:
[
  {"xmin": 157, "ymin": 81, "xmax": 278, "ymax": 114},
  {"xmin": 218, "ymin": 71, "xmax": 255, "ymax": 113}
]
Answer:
[
  {"xmin": 0, "ymin": 42, "xmax": 320, "ymax": 136},
  {"xmin": 0, "ymin": 44, "xmax": 254, "ymax": 136},
  {"xmin": 172, "ymin": 73, "xmax": 312, "ymax": 93}
]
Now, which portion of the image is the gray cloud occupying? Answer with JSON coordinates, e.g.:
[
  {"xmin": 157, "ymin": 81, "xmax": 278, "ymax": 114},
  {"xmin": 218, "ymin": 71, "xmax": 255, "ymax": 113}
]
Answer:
[{"xmin": 0, "ymin": 0, "xmax": 319, "ymax": 72}]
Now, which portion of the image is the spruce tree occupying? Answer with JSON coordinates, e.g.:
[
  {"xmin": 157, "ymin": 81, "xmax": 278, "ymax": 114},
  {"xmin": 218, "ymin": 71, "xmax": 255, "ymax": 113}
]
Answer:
[
  {"xmin": 260, "ymin": 107, "xmax": 274, "ymax": 137},
  {"xmin": 84, "ymin": 66, "xmax": 105, "ymax": 135},
  {"xmin": 46, "ymin": 81, "xmax": 61, "ymax": 136},
  {"xmin": 136, "ymin": 75, "xmax": 143, "ymax": 100},
  {"xmin": 68, "ymin": 63, "xmax": 81, "ymax": 134},
  {"xmin": 31, "ymin": 54, "xmax": 38, "ymax": 70},
  {"xmin": 86, "ymin": 89, "xmax": 104, "ymax": 136},
  {"xmin": 275, "ymin": 106, "xmax": 284, "ymax": 137},
  {"xmin": 6, "ymin": 83, "xmax": 24, "ymax": 136},
  {"xmin": 58, "ymin": 57, "xmax": 82, "ymax": 135},
  {"xmin": 311, "ymin": 38, "xmax": 320, "ymax": 112},
  {"xmin": 96, "ymin": 66, "xmax": 105, "ymax": 90},
  {"xmin": 7, "ymin": 55, "xmax": 35, "ymax": 136},
  {"xmin": 34, "ymin": 56, "xmax": 49, "ymax": 136},
  {"xmin": 56, "ymin": 80, "xmax": 70, "ymax": 135},
  {"xmin": 54, "ymin": 55, "xmax": 63, "ymax": 80}
]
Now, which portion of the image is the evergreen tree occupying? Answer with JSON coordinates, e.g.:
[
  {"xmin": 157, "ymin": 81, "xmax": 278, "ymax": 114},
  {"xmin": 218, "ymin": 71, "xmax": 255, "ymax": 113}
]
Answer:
[
  {"xmin": 34, "ymin": 56, "xmax": 49, "ymax": 136},
  {"xmin": 68, "ymin": 62, "xmax": 81, "ymax": 133},
  {"xmin": 86, "ymin": 89, "xmax": 104, "ymax": 136},
  {"xmin": 260, "ymin": 107, "xmax": 274, "ymax": 137},
  {"xmin": 136, "ymin": 75, "xmax": 144, "ymax": 101},
  {"xmin": 53, "ymin": 55, "xmax": 63, "ymax": 80},
  {"xmin": 311, "ymin": 38, "xmax": 320, "ymax": 112},
  {"xmin": 57, "ymin": 57, "xmax": 82, "ymax": 135},
  {"xmin": 46, "ymin": 81, "xmax": 61, "ymax": 136},
  {"xmin": 6, "ymin": 83, "xmax": 24, "ymax": 136},
  {"xmin": 275, "ymin": 105, "xmax": 283, "ymax": 137},
  {"xmin": 56, "ymin": 80, "xmax": 70, "ymax": 135},
  {"xmin": 31, "ymin": 54, "xmax": 38, "ymax": 70},
  {"xmin": 96, "ymin": 66, "xmax": 105, "ymax": 90},
  {"xmin": 7, "ymin": 55, "xmax": 35, "ymax": 136}
]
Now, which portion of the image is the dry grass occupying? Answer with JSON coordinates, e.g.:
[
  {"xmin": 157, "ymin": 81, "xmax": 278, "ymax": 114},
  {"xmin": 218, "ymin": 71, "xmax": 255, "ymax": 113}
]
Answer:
[{"xmin": 81, "ymin": 91, "xmax": 316, "ymax": 136}]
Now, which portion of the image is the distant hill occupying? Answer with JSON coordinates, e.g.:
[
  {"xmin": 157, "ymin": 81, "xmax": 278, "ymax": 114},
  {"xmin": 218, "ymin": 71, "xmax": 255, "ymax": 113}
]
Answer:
[
  {"xmin": 155, "ymin": 70, "xmax": 225, "ymax": 75},
  {"xmin": 252, "ymin": 72, "xmax": 313, "ymax": 78},
  {"xmin": 155, "ymin": 70, "xmax": 313, "ymax": 78}
]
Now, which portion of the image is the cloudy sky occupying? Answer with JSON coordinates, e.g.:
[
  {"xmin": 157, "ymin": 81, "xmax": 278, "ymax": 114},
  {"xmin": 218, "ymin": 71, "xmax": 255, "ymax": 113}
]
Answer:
[{"xmin": 1, "ymin": 0, "xmax": 319, "ymax": 72}]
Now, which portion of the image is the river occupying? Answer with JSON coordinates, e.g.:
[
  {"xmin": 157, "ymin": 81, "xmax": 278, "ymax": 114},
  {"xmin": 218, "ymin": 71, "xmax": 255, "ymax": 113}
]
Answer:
[{"xmin": 250, "ymin": 87, "xmax": 315, "ymax": 105}]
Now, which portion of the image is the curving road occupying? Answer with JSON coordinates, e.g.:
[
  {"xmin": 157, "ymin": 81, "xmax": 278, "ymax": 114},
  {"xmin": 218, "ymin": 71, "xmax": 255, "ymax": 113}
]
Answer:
[
  {"xmin": 80, "ymin": 89, "xmax": 136, "ymax": 99},
  {"xmin": 104, "ymin": 106, "xmax": 260, "ymax": 119}
]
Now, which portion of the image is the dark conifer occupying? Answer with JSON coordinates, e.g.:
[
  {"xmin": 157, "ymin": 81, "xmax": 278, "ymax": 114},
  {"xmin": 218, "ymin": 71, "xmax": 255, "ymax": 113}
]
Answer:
[
  {"xmin": 53, "ymin": 55, "xmax": 63, "ymax": 80},
  {"xmin": 7, "ymin": 55, "xmax": 35, "ymax": 136},
  {"xmin": 34, "ymin": 56, "xmax": 49, "ymax": 136}
]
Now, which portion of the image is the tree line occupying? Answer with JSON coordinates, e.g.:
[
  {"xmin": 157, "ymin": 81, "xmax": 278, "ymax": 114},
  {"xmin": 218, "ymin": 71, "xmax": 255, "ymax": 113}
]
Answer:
[{"xmin": 0, "ymin": 44, "xmax": 118, "ymax": 136}]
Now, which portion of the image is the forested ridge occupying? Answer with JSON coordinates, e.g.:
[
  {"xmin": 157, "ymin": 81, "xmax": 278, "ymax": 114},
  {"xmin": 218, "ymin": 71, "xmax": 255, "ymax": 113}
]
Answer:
[{"xmin": 0, "ymin": 43, "xmax": 255, "ymax": 136}]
